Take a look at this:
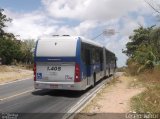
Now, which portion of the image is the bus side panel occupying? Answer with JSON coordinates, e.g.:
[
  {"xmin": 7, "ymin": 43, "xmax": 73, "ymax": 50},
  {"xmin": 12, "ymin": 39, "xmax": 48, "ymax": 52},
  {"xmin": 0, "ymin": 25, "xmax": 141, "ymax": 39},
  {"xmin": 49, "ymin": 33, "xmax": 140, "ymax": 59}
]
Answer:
[
  {"xmin": 103, "ymin": 47, "xmax": 107, "ymax": 77},
  {"xmin": 78, "ymin": 38, "xmax": 92, "ymax": 89}
]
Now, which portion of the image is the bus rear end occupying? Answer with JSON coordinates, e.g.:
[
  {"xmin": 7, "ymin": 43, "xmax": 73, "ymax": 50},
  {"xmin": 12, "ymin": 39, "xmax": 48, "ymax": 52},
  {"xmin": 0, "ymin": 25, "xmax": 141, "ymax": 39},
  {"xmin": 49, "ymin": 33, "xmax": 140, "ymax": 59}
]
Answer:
[{"xmin": 34, "ymin": 36, "xmax": 83, "ymax": 90}]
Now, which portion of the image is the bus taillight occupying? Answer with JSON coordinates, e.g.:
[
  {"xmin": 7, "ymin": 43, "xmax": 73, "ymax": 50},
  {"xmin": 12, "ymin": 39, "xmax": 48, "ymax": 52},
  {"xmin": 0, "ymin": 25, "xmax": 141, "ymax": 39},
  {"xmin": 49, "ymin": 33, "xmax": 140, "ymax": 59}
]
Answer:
[
  {"xmin": 74, "ymin": 64, "xmax": 80, "ymax": 82},
  {"xmin": 33, "ymin": 63, "xmax": 36, "ymax": 81}
]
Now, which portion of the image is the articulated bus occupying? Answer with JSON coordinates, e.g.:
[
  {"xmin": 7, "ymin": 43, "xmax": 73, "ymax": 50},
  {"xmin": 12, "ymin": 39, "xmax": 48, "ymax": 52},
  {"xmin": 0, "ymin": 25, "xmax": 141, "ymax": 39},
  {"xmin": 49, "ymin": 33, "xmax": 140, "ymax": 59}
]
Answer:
[{"xmin": 33, "ymin": 36, "xmax": 116, "ymax": 90}]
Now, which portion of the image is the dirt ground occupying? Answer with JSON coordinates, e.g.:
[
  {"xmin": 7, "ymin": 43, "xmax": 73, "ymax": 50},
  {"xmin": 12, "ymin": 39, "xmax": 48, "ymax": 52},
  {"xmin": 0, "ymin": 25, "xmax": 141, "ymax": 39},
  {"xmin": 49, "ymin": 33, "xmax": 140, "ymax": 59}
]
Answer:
[
  {"xmin": 0, "ymin": 65, "xmax": 33, "ymax": 84},
  {"xmin": 75, "ymin": 75, "xmax": 145, "ymax": 119}
]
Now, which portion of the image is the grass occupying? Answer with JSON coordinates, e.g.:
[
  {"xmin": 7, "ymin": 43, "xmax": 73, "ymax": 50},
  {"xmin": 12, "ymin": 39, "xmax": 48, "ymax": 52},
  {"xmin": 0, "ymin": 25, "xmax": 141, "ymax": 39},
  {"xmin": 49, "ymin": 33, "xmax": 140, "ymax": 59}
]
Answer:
[
  {"xmin": 0, "ymin": 64, "xmax": 33, "ymax": 72},
  {"xmin": 130, "ymin": 68, "xmax": 160, "ymax": 113},
  {"xmin": 0, "ymin": 65, "xmax": 33, "ymax": 83}
]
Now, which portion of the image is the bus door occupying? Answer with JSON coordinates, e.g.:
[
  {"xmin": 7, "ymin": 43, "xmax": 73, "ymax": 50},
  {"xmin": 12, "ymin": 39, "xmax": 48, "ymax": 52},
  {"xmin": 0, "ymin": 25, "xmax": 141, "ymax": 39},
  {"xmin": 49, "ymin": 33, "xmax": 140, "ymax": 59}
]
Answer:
[{"xmin": 85, "ymin": 49, "xmax": 91, "ymax": 84}]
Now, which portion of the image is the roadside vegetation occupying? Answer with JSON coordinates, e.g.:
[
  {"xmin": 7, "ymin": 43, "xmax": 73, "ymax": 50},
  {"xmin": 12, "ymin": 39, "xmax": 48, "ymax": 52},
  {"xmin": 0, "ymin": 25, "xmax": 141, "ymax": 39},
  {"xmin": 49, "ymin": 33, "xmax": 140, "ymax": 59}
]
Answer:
[
  {"xmin": 0, "ymin": 8, "xmax": 35, "ymax": 65},
  {"xmin": 0, "ymin": 65, "xmax": 33, "ymax": 83},
  {"xmin": 123, "ymin": 20, "xmax": 160, "ymax": 112},
  {"xmin": 130, "ymin": 68, "xmax": 160, "ymax": 113},
  {"xmin": 0, "ymin": 8, "xmax": 34, "ymax": 83},
  {"xmin": 123, "ymin": 2, "xmax": 160, "ymax": 112}
]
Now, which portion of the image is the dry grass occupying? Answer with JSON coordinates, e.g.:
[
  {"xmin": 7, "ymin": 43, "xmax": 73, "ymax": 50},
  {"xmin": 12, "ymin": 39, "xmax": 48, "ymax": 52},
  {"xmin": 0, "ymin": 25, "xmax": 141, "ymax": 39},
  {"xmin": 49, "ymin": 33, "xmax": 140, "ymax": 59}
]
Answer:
[
  {"xmin": 75, "ymin": 75, "xmax": 145, "ymax": 119},
  {"xmin": 0, "ymin": 65, "xmax": 33, "ymax": 83},
  {"xmin": 130, "ymin": 68, "xmax": 160, "ymax": 113}
]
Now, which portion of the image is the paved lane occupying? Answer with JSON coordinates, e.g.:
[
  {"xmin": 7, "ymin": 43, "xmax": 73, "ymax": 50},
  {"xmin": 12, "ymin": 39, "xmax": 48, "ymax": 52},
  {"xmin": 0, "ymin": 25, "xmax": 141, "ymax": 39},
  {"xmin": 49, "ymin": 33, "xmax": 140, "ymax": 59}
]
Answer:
[
  {"xmin": 0, "ymin": 89, "xmax": 87, "ymax": 119},
  {"xmin": 0, "ymin": 73, "xmax": 122, "ymax": 119},
  {"xmin": 0, "ymin": 79, "xmax": 33, "ymax": 100}
]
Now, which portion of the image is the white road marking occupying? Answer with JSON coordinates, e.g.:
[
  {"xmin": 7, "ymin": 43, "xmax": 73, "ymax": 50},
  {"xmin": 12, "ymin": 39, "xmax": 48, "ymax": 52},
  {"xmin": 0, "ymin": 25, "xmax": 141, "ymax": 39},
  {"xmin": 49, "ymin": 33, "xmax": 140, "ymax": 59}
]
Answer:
[
  {"xmin": 0, "ymin": 89, "xmax": 34, "ymax": 101},
  {"xmin": 69, "ymin": 83, "xmax": 105, "ymax": 113},
  {"xmin": 62, "ymin": 77, "xmax": 112, "ymax": 119},
  {"xmin": 0, "ymin": 78, "xmax": 32, "ymax": 86},
  {"xmin": 62, "ymin": 73, "xmax": 122, "ymax": 119}
]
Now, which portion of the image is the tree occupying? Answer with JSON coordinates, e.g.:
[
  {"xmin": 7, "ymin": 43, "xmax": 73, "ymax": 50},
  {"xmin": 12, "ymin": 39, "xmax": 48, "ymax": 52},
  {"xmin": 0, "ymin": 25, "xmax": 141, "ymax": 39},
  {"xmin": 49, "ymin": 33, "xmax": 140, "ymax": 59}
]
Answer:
[
  {"xmin": 150, "ymin": 27, "xmax": 160, "ymax": 61},
  {"xmin": 0, "ymin": 8, "xmax": 12, "ymax": 37},
  {"xmin": 0, "ymin": 8, "xmax": 22, "ymax": 64},
  {"xmin": 123, "ymin": 26, "xmax": 160, "ymax": 73},
  {"xmin": 0, "ymin": 9, "xmax": 36, "ymax": 65},
  {"xmin": 20, "ymin": 39, "xmax": 35, "ymax": 64},
  {"xmin": 123, "ymin": 26, "xmax": 154, "ymax": 57},
  {"xmin": 0, "ymin": 37, "xmax": 22, "ymax": 64}
]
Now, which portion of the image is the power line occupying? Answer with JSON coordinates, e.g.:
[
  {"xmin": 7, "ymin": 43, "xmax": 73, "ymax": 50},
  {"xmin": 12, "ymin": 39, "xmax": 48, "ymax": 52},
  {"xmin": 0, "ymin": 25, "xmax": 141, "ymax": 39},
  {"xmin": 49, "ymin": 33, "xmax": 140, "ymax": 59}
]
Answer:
[{"xmin": 144, "ymin": 0, "xmax": 160, "ymax": 14}]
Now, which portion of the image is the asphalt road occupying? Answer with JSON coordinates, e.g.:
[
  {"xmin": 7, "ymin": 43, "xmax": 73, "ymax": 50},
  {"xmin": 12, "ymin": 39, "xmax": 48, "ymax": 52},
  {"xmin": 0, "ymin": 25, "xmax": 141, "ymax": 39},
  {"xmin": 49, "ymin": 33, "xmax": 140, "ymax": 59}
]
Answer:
[
  {"xmin": 0, "ymin": 79, "xmax": 33, "ymax": 99},
  {"xmin": 0, "ymin": 73, "xmax": 122, "ymax": 119}
]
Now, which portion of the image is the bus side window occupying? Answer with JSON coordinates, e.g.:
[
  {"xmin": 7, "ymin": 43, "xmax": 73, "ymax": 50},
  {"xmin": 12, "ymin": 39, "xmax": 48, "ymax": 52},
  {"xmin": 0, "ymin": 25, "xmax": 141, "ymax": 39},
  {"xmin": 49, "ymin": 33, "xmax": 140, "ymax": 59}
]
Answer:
[
  {"xmin": 85, "ymin": 49, "xmax": 91, "ymax": 65},
  {"xmin": 81, "ymin": 43, "xmax": 86, "ymax": 64},
  {"xmin": 81, "ymin": 43, "xmax": 91, "ymax": 65},
  {"xmin": 96, "ymin": 49, "xmax": 99, "ymax": 63},
  {"xmin": 92, "ymin": 47, "xmax": 96, "ymax": 64},
  {"xmin": 100, "ymin": 50, "xmax": 103, "ymax": 71},
  {"xmin": 92, "ymin": 47, "xmax": 100, "ymax": 63},
  {"xmin": 81, "ymin": 43, "xmax": 88, "ymax": 64}
]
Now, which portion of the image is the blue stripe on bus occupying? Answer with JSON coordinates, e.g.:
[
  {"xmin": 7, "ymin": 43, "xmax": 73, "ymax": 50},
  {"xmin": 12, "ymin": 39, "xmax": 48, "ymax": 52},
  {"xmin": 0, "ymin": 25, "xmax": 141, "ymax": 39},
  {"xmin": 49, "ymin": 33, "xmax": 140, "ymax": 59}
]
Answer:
[
  {"xmin": 76, "ymin": 37, "xmax": 81, "ymax": 63},
  {"xmin": 76, "ymin": 37, "xmax": 82, "ymax": 79},
  {"xmin": 34, "ymin": 57, "xmax": 76, "ymax": 62}
]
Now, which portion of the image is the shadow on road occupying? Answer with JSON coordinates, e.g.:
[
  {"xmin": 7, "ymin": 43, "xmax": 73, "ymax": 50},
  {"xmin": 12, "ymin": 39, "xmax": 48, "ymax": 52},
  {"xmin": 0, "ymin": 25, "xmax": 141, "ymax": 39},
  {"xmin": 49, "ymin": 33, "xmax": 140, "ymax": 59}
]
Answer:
[{"xmin": 32, "ymin": 89, "xmax": 87, "ymax": 98}]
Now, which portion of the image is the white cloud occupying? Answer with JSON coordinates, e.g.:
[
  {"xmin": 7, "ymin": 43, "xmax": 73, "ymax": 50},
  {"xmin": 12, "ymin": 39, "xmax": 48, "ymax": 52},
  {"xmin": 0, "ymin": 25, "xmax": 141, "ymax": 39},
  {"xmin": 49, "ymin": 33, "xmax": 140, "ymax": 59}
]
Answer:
[
  {"xmin": 4, "ymin": 10, "xmax": 98, "ymax": 39},
  {"xmin": 120, "ymin": 16, "xmax": 145, "ymax": 36},
  {"xmin": 4, "ymin": 10, "xmax": 59, "ymax": 39},
  {"xmin": 75, "ymin": 20, "xmax": 98, "ymax": 35},
  {"xmin": 101, "ymin": 35, "xmax": 129, "ymax": 67},
  {"xmin": 42, "ymin": 0, "xmax": 153, "ymax": 20},
  {"xmin": 2, "ymin": 0, "xmax": 156, "ymax": 66}
]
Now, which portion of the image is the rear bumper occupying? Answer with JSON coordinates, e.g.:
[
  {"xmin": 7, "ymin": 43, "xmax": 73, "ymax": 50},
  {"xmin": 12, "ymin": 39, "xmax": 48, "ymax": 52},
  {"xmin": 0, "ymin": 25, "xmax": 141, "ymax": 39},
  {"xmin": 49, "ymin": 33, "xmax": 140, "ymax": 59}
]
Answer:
[{"xmin": 34, "ymin": 81, "xmax": 86, "ymax": 91}]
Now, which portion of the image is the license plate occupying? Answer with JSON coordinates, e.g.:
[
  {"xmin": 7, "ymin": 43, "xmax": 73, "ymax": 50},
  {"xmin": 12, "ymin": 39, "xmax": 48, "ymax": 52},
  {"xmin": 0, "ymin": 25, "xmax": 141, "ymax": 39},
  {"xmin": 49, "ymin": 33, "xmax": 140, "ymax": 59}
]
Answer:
[
  {"xmin": 44, "ymin": 77, "xmax": 48, "ymax": 80},
  {"xmin": 50, "ymin": 84, "xmax": 58, "ymax": 88},
  {"xmin": 49, "ymin": 72, "xmax": 57, "ymax": 76}
]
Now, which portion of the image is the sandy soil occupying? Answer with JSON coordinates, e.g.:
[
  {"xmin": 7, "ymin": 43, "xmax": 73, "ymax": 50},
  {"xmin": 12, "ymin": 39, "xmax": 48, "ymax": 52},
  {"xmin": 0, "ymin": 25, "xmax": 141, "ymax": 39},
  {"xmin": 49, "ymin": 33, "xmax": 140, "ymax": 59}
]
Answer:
[
  {"xmin": 0, "ymin": 65, "xmax": 33, "ymax": 84},
  {"xmin": 75, "ymin": 75, "xmax": 144, "ymax": 119},
  {"xmin": 89, "ymin": 76, "xmax": 144, "ymax": 113}
]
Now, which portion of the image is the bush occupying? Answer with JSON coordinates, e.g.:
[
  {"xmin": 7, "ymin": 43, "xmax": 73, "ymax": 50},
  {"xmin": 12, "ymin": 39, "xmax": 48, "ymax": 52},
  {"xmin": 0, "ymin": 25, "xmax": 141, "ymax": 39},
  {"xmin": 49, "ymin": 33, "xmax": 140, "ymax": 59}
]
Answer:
[
  {"xmin": 0, "ymin": 38, "xmax": 22, "ymax": 64},
  {"xmin": 126, "ymin": 59, "xmax": 140, "ymax": 75},
  {"xmin": 131, "ymin": 68, "xmax": 160, "ymax": 113}
]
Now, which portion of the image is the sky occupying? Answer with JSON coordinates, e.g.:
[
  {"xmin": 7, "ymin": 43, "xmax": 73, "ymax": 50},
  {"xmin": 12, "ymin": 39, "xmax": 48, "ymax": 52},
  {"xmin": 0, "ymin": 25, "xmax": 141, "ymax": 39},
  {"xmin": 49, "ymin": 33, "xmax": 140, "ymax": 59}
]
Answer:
[{"xmin": 0, "ymin": 0, "xmax": 159, "ymax": 67}]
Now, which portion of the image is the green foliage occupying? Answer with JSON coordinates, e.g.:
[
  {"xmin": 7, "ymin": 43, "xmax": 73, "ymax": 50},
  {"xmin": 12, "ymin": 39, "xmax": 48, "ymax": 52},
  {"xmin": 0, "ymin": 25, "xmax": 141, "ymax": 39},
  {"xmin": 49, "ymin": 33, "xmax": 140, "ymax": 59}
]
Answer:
[
  {"xmin": 0, "ymin": 8, "xmax": 12, "ymax": 36},
  {"xmin": 0, "ymin": 8, "xmax": 35, "ymax": 65},
  {"xmin": 20, "ymin": 39, "xmax": 35, "ymax": 64},
  {"xmin": 0, "ymin": 37, "xmax": 22, "ymax": 64},
  {"xmin": 124, "ymin": 26, "xmax": 160, "ymax": 74},
  {"xmin": 124, "ymin": 26, "xmax": 154, "ymax": 57}
]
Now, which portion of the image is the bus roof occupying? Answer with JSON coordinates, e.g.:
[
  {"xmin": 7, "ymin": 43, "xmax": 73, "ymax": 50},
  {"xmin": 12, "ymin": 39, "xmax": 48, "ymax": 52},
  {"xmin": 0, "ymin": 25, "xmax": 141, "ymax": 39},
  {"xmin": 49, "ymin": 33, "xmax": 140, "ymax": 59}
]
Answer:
[
  {"xmin": 79, "ymin": 36, "xmax": 103, "ymax": 48},
  {"xmin": 36, "ymin": 36, "xmax": 78, "ymax": 57},
  {"xmin": 38, "ymin": 35, "xmax": 103, "ymax": 48},
  {"xmin": 37, "ymin": 35, "xmax": 114, "ymax": 56}
]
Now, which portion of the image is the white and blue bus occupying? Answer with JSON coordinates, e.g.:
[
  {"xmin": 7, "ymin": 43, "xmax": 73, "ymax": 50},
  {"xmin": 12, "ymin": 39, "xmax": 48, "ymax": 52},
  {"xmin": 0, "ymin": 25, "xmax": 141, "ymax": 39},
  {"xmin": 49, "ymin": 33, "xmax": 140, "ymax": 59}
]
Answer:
[{"xmin": 33, "ymin": 36, "xmax": 116, "ymax": 90}]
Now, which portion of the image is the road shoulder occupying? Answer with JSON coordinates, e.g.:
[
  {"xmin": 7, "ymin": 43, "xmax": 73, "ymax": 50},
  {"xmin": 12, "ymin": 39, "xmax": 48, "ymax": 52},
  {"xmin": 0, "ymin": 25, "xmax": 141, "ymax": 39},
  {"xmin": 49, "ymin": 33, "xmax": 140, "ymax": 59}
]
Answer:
[
  {"xmin": 74, "ymin": 74, "xmax": 145, "ymax": 119},
  {"xmin": 0, "ymin": 65, "xmax": 33, "ymax": 84}
]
